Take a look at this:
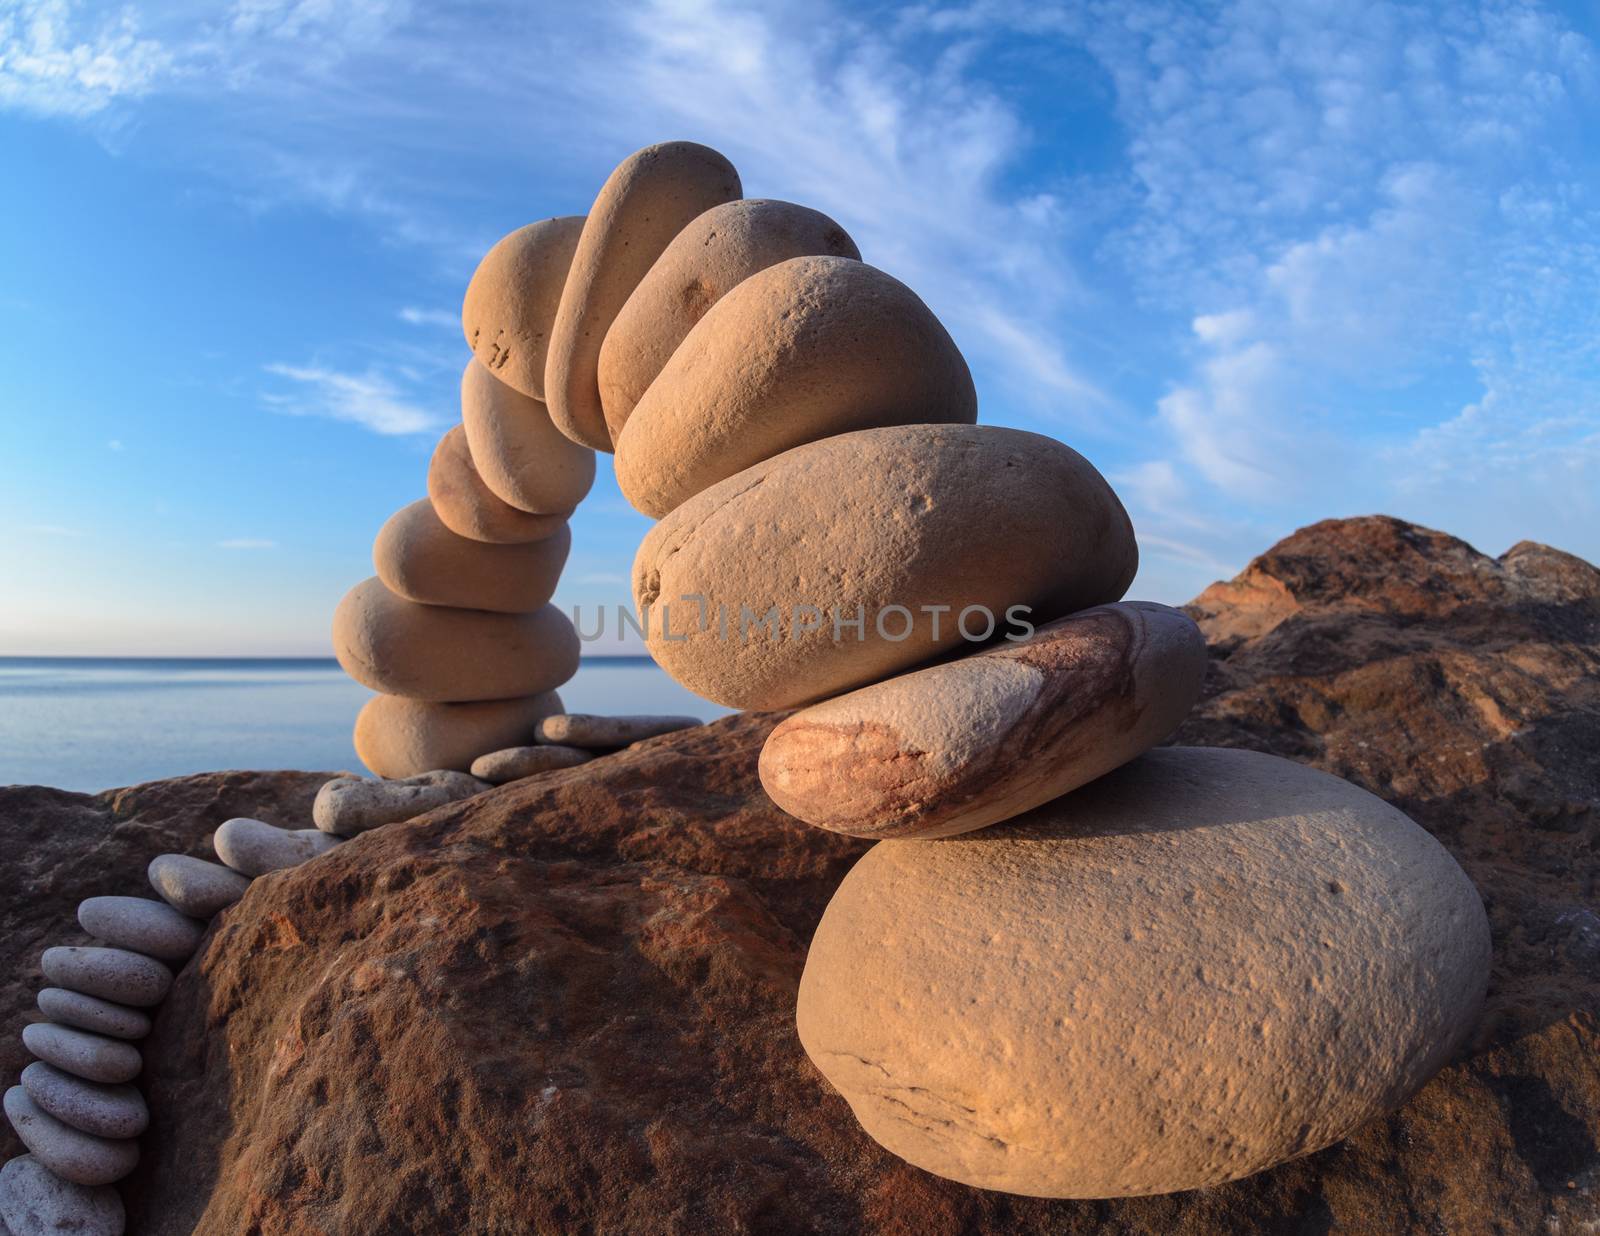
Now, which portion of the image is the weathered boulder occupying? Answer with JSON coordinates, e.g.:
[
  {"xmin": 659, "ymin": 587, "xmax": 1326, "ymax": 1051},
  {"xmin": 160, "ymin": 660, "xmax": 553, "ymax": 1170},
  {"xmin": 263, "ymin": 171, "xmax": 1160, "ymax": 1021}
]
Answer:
[
  {"xmin": 374, "ymin": 499, "xmax": 570, "ymax": 614},
  {"xmin": 798, "ymin": 747, "xmax": 1490, "ymax": 1197},
  {"xmin": 598, "ymin": 199, "xmax": 859, "ymax": 436},
  {"xmin": 633, "ymin": 424, "xmax": 1137, "ymax": 709},
  {"xmin": 351, "ymin": 691, "xmax": 565, "ymax": 779},
  {"xmin": 545, "ymin": 140, "xmax": 742, "ymax": 451},
  {"xmin": 614, "ymin": 255, "xmax": 977, "ymax": 517},
  {"xmin": 461, "ymin": 215, "xmax": 584, "ymax": 402},
  {"xmin": 761, "ymin": 601, "xmax": 1205, "ymax": 838}
]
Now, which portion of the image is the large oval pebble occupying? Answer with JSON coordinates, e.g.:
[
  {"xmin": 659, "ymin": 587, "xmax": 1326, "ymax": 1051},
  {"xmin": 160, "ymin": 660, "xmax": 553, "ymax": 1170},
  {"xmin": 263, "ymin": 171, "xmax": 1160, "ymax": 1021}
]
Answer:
[
  {"xmin": 0, "ymin": 1154, "xmax": 124, "ymax": 1236},
  {"xmin": 374, "ymin": 500, "xmax": 570, "ymax": 614},
  {"xmin": 214, "ymin": 817, "xmax": 340, "ymax": 876},
  {"xmin": 3, "ymin": 1088, "xmax": 138, "ymax": 1186},
  {"xmin": 147, "ymin": 853, "xmax": 251, "ymax": 918},
  {"xmin": 615, "ymin": 255, "xmax": 976, "ymax": 517},
  {"xmin": 761, "ymin": 602, "xmax": 1205, "ymax": 838},
  {"xmin": 633, "ymin": 424, "xmax": 1137, "ymax": 709},
  {"xmin": 352, "ymin": 691, "xmax": 564, "ymax": 779},
  {"xmin": 428, "ymin": 424, "xmax": 567, "ymax": 544},
  {"xmin": 313, "ymin": 770, "xmax": 488, "ymax": 836},
  {"xmin": 462, "ymin": 215, "xmax": 584, "ymax": 401},
  {"xmin": 20, "ymin": 1024, "xmax": 140, "ymax": 1086},
  {"xmin": 546, "ymin": 141, "xmax": 741, "ymax": 451},
  {"xmin": 598, "ymin": 198, "xmax": 859, "ymax": 436},
  {"xmin": 21, "ymin": 1062, "xmax": 148, "ymax": 1140},
  {"xmin": 77, "ymin": 896, "xmax": 204, "ymax": 963},
  {"xmin": 798, "ymin": 747, "xmax": 1491, "ymax": 1199},
  {"xmin": 461, "ymin": 359, "xmax": 594, "ymax": 515},
  {"xmin": 39, "ymin": 948, "xmax": 171, "ymax": 1008},
  {"xmin": 36, "ymin": 989, "xmax": 151, "ymax": 1042},
  {"xmin": 332, "ymin": 577, "xmax": 579, "ymax": 702}
]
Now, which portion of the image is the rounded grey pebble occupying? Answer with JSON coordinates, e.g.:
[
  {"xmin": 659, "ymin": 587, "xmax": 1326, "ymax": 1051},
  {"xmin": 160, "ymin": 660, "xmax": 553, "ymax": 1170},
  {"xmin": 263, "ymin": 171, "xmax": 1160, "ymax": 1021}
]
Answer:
[
  {"xmin": 0, "ymin": 1154, "xmax": 125, "ymax": 1236},
  {"xmin": 536, "ymin": 713, "xmax": 701, "ymax": 748},
  {"xmin": 2, "ymin": 1089, "xmax": 138, "ymax": 1187},
  {"xmin": 35, "ymin": 990, "xmax": 150, "ymax": 1042},
  {"xmin": 313, "ymin": 770, "xmax": 489, "ymax": 836},
  {"xmin": 213, "ymin": 817, "xmax": 340, "ymax": 876},
  {"xmin": 39, "ymin": 948, "xmax": 171, "ymax": 1009},
  {"xmin": 77, "ymin": 895, "xmax": 204, "ymax": 963},
  {"xmin": 470, "ymin": 744, "xmax": 593, "ymax": 783},
  {"xmin": 148, "ymin": 853, "xmax": 251, "ymax": 918},
  {"xmin": 20, "ymin": 1064, "xmax": 146, "ymax": 1140},
  {"xmin": 20, "ymin": 1025, "xmax": 140, "ymax": 1086}
]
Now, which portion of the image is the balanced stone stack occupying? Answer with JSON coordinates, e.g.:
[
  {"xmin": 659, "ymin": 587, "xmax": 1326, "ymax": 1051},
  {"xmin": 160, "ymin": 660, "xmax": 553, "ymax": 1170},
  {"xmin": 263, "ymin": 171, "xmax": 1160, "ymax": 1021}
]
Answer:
[
  {"xmin": 331, "ymin": 217, "xmax": 607, "ymax": 778},
  {"xmin": 530, "ymin": 141, "xmax": 1493, "ymax": 1198},
  {"xmin": 0, "ymin": 818, "xmax": 348, "ymax": 1234}
]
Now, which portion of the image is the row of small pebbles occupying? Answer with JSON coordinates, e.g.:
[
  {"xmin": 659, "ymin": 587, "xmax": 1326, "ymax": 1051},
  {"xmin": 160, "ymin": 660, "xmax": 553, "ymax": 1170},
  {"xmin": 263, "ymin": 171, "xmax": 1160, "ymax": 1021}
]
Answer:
[
  {"xmin": 3, "ymin": 724, "xmax": 686, "ymax": 1230},
  {"xmin": 1, "ymin": 816, "xmax": 348, "ymax": 1235}
]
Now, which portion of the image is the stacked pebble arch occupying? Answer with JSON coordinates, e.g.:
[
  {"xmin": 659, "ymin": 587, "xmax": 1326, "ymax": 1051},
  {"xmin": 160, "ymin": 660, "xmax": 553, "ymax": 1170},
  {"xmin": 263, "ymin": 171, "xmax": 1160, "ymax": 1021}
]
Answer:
[
  {"xmin": 334, "ymin": 205, "xmax": 607, "ymax": 779},
  {"xmin": 525, "ymin": 141, "xmax": 1494, "ymax": 1198},
  {"xmin": 0, "ymin": 814, "xmax": 373, "ymax": 1234}
]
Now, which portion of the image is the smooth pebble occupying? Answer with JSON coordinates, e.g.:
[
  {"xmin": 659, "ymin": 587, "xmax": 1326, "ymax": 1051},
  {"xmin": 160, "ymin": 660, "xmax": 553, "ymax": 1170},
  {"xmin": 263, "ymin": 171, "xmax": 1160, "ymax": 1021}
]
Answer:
[
  {"xmin": 20, "ymin": 1064, "xmax": 147, "ymax": 1140},
  {"xmin": 0, "ymin": 1154, "xmax": 125, "ymax": 1236},
  {"xmin": 39, "ymin": 948, "xmax": 171, "ymax": 1009},
  {"xmin": 469, "ymin": 744, "xmax": 593, "ymax": 784},
  {"xmin": 147, "ymin": 853, "xmax": 251, "ymax": 918},
  {"xmin": 213, "ymin": 817, "xmax": 340, "ymax": 876},
  {"xmin": 21, "ymin": 1025, "xmax": 141, "ymax": 1086},
  {"xmin": 3, "ymin": 1090, "xmax": 138, "ymax": 1187},
  {"xmin": 76, "ymin": 896, "xmax": 204, "ymax": 963},
  {"xmin": 34, "ymin": 990, "xmax": 149, "ymax": 1043}
]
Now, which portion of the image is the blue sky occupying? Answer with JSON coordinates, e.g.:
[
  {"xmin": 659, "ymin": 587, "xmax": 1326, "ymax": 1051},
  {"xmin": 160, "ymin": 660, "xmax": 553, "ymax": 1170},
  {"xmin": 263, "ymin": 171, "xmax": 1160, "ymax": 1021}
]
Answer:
[{"xmin": 0, "ymin": 0, "xmax": 1595, "ymax": 655}]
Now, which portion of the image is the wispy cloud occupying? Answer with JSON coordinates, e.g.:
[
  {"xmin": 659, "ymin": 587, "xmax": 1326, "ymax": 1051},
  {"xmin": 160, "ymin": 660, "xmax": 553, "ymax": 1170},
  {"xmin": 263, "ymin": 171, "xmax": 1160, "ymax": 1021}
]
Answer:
[
  {"xmin": 217, "ymin": 537, "xmax": 278, "ymax": 550},
  {"xmin": 0, "ymin": 0, "xmax": 175, "ymax": 118},
  {"xmin": 261, "ymin": 362, "xmax": 444, "ymax": 435},
  {"xmin": 398, "ymin": 305, "xmax": 458, "ymax": 329}
]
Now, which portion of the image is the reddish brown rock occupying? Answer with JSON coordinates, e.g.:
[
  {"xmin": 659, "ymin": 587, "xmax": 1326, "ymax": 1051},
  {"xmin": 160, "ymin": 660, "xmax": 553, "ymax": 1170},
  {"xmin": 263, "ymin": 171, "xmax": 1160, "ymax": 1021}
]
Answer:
[{"xmin": 7, "ymin": 515, "xmax": 1591, "ymax": 1234}]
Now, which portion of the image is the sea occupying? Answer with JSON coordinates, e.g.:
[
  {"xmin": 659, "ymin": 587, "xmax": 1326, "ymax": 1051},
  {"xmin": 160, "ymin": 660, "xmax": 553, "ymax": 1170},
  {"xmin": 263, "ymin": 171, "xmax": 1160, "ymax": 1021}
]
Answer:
[{"xmin": 0, "ymin": 657, "xmax": 731, "ymax": 793}]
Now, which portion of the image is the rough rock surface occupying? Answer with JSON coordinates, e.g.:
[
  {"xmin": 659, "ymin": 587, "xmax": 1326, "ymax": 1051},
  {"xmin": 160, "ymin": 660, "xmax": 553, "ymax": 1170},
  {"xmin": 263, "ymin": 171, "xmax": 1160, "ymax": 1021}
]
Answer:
[
  {"xmin": 0, "ymin": 769, "xmax": 335, "ymax": 1162},
  {"xmin": 6, "ymin": 515, "xmax": 1598, "ymax": 1232}
]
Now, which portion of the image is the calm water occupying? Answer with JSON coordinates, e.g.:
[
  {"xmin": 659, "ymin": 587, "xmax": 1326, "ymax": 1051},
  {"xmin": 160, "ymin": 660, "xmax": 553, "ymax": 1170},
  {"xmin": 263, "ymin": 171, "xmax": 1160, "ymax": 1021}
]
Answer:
[{"xmin": 0, "ymin": 657, "xmax": 731, "ymax": 792}]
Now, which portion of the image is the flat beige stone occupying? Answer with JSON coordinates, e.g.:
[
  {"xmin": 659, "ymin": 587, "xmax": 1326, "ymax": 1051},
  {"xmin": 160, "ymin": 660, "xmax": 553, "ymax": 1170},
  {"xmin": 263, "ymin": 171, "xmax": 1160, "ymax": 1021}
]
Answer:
[
  {"xmin": 39, "ymin": 948, "xmax": 171, "ymax": 1009},
  {"xmin": 3, "ymin": 1088, "xmax": 137, "ymax": 1187},
  {"xmin": 598, "ymin": 199, "xmax": 858, "ymax": 437},
  {"xmin": 353, "ymin": 692, "xmax": 565, "ymax": 779},
  {"xmin": 332, "ymin": 577, "xmax": 579, "ymax": 702},
  {"xmin": 462, "ymin": 215, "xmax": 584, "ymax": 400},
  {"xmin": 615, "ymin": 255, "xmax": 977, "ymax": 517},
  {"xmin": 374, "ymin": 500, "xmax": 570, "ymax": 614},
  {"xmin": 428, "ymin": 424, "xmax": 567, "ymax": 544},
  {"xmin": 545, "ymin": 141, "xmax": 741, "ymax": 451},
  {"xmin": 535, "ymin": 713, "xmax": 701, "ymax": 748},
  {"xmin": 0, "ymin": 1154, "xmax": 124, "ymax": 1236},
  {"xmin": 214, "ymin": 817, "xmax": 340, "ymax": 876},
  {"xmin": 461, "ymin": 359, "xmax": 595, "ymax": 514},
  {"xmin": 470, "ymin": 744, "xmax": 593, "ymax": 783},
  {"xmin": 314, "ymin": 770, "xmax": 489, "ymax": 835},
  {"xmin": 798, "ymin": 747, "xmax": 1492, "ymax": 1199},
  {"xmin": 21, "ymin": 1063, "xmax": 147, "ymax": 1140},
  {"xmin": 76, "ymin": 896, "xmax": 204, "ymax": 963},
  {"xmin": 633, "ymin": 424, "xmax": 1137, "ymax": 709},
  {"xmin": 146, "ymin": 854, "xmax": 251, "ymax": 918},
  {"xmin": 36, "ymin": 989, "xmax": 150, "ymax": 1042},
  {"xmin": 21, "ymin": 1024, "xmax": 141, "ymax": 1086},
  {"xmin": 761, "ymin": 602, "xmax": 1205, "ymax": 838}
]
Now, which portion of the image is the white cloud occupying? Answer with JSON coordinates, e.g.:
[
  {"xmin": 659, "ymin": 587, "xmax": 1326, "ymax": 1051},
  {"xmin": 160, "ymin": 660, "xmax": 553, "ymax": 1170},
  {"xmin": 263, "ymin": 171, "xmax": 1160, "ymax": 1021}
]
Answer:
[
  {"xmin": 217, "ymin": 537, "xmax": 278, "ymax": 549},
  {"xmin": 0, "ymin": 0, "xmax": 175, "ymax": 118},
  {"xmin": 398, "ymin": 306, "xmax": 458, "ymax": 329},
  {"xmin": 262, "ymin": 362, "xmax": 444, "ymax": 435}
]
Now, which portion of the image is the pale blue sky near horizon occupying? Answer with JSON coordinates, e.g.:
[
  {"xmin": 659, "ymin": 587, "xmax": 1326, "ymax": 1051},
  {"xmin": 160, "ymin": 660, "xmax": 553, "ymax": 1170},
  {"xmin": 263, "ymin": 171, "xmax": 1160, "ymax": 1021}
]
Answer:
[{"xmin": 1, "ymin": 0, "xmax": 1595, "ymax": 656}]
